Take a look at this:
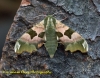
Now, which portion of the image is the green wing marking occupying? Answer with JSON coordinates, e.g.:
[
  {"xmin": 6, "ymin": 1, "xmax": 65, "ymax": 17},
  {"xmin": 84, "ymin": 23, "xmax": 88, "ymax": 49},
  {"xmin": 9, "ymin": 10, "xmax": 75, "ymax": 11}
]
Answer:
[
  {"xmin": 26, "ymin": 29, "xmax": 37, "ymax": 39},
  {"xmin": 64, "ymin": 28, "xmax": 75, "ymax": 39},
  {"xmin": 56, "ymin": 32, "xmax": 63, "ymax": 38},
  {"xmin": 14, "ymin": 40, "xmax": 37, "ymax": 54},
  {"xmin": 38, "ymin": 32, "xmax": 45, "ymax": 38},
  {"xmin": 64, "ymin": 39, "xmax": 88, "ymax": 53}
]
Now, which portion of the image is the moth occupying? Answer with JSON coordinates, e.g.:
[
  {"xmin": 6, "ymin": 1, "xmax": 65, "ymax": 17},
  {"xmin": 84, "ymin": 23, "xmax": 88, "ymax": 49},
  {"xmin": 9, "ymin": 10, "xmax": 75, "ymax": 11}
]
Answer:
[{"xmin": 14, "ymin": 15, "xmax": 88, "ymax": 58}]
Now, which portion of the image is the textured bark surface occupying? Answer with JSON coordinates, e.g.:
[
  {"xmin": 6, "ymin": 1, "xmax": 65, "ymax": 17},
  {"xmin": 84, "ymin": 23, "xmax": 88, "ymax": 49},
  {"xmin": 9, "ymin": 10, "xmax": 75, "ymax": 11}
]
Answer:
[{"xmin": 0, "ymin": 0, "xmax": 100, "ymax": 78}]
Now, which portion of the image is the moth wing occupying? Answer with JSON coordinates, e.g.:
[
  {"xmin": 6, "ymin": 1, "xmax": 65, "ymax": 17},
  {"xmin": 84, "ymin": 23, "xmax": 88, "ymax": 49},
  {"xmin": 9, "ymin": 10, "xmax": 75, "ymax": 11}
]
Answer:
[
  {"xmin": 56, "ymin": 20, "xmax": 88, "ymax": 53},
  {"xmin": 14, "ymin": 21, "xmax": 46, "ymax": 54}
]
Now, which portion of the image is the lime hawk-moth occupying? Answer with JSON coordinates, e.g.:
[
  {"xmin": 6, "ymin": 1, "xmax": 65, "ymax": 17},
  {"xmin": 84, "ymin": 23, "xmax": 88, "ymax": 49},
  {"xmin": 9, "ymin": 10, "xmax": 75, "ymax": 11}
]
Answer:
[{"xmin": 14, "ymin": 15, "xmax": 88, "ymax": 58}]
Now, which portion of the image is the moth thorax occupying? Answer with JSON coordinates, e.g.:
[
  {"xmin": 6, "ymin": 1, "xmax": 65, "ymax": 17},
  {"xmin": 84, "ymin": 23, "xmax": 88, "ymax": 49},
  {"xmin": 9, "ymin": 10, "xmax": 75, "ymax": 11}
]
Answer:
[
  {"xmin": 45, "ymin": 17, "xmax": 56, "ymax": 30},
  {"xmin": 44, "ymin": 16, "xmax": 57, "ymax": 38}
]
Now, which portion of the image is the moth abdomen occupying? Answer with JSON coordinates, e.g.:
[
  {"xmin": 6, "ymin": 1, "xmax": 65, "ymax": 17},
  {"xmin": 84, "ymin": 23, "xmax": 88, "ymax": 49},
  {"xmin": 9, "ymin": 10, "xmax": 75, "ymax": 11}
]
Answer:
[
  {"xmin": 45, "ymin": 29, "xmax": 58, "ymax": 58},
  {"xmin": 45, "ymin": 42, "xmax": 58, "ymax": 58}
]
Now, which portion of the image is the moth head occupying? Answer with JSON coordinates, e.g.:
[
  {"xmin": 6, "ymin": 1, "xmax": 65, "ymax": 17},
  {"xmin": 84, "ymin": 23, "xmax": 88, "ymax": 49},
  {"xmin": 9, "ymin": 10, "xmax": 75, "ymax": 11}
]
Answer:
[{"xmin": 44, "ymin": 15, "xmax": 56, "ymax": 28}]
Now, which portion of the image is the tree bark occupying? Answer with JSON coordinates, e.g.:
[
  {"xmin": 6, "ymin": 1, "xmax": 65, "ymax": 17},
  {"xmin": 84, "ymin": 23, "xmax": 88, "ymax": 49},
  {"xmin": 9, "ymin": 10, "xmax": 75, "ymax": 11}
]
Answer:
[{"xmin": 0, "ymin": 0, "xmax": 100, "ymax": 78}]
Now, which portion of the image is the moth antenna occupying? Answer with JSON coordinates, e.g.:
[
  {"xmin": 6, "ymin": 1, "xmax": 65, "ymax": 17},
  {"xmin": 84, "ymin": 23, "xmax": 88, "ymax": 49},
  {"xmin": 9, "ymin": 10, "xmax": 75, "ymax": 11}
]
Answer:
[
  {"xmin": 52, "ymin": 11, "xmax": 65, "ymax": 16},
  {"xmin": 52, "ymin": 11, "xmax": 68, "ymax": 22},
  {"xmin": 33, "ymin": 15, "xmax": 47, "ymax": 19},
  {"xmin": 59, "ymin": 16, "xmax": 68, "ymax": 22},
  {"xmin": 33, "ymin": 11, "xmax": 67, "ymax": 20}
]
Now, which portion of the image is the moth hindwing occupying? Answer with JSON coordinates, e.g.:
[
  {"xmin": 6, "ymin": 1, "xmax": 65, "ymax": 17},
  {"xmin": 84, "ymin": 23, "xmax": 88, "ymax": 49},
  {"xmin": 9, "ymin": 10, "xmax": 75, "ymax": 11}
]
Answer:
[{"xmin": 14, "ymin": 15, "xmax": 88, "ymax": 58}]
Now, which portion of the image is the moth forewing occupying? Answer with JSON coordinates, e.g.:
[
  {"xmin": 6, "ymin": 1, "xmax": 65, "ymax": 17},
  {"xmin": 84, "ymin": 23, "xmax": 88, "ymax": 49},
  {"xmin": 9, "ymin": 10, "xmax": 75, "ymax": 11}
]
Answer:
[
  {"xmin": 55, "ymin": 20, "xmax": 88, "ymax": 53},
  {"xmin": 14, "ymin": 20, "xmax": 45, "ymax": 54}
]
